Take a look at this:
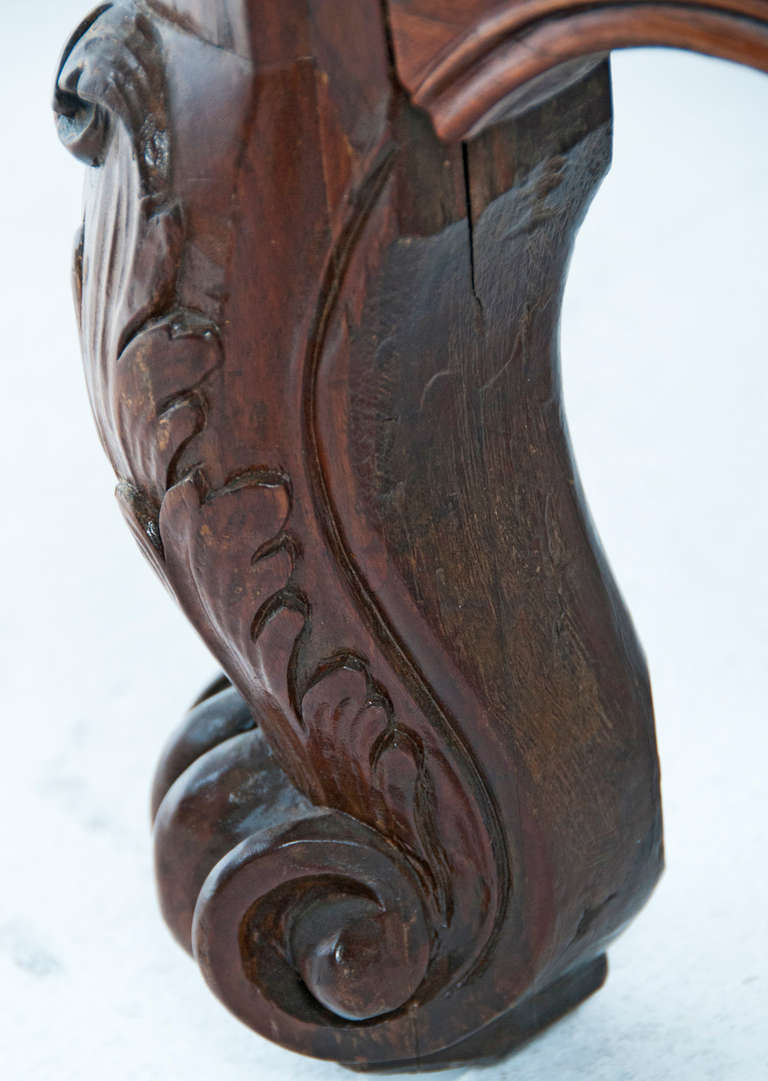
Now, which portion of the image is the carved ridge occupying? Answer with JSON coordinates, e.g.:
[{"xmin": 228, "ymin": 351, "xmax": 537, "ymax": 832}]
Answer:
[
  {"xmin": 389, "ymin": 0, "xmax": 768, "ymax": 138},
  {"xmin": 303, "ymin": 139, "xmax": 511, "ymax": 982},
  {"xmin": 53, "ymin": 0, "xmax": 676, "ymax": 1067},
  {"xmin": 54, "ymin": 0, "xmax": 509, "ymax": 1042}
]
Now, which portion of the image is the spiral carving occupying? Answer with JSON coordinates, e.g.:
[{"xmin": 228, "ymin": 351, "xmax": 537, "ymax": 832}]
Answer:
[
  {"xmin": 53, "ymin": 3, "xmax": 509, "ymax": 1057},
  {"xmin": 196, "ymin": 815, "xmax": 431, "ymax": 1028},
  {"xmin": 153, "ymin": 682, "xmax": 431, "ymax": 1052},
  {"xmin": 55, "ymin": 3, "xmax": 169, "ymax": 186},
  {"xmin": 54, "ymin": 0, "xmax": 670, "ymax": 1067}
]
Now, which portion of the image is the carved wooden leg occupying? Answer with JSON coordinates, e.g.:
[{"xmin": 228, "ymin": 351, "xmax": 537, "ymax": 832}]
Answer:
[
  {"xmin": 151, "ymin": 674, "xmax": 611, "ymax": 1070},
  {"xmin": 53, "ymin": 0, "xmax": 768, "ymax": 1072}
]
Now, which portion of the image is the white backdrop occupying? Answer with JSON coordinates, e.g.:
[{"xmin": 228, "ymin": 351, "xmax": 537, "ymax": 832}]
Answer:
[{"xmin": 1, "ymin": 3, "xmax": 766, "ymax": 1078}]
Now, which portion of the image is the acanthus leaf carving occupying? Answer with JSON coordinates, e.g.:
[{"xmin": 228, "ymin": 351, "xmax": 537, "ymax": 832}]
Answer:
[{"xmin": 55, "ymin": 0, "xmax": 515, "ymax": 1055}]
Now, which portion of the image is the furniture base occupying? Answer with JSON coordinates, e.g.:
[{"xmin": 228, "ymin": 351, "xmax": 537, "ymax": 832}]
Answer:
[{"xmin": 346, "ymin": 954, "xmax": 608, "ymax": 1073}]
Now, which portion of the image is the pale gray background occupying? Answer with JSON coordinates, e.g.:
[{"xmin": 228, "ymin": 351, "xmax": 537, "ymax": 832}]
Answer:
[{"xmin": 1, "ymin": 3, "xmax": 766, "ymax": 1078}]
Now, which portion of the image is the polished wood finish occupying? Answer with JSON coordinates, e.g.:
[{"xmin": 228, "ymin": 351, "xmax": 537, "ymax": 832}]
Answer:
[
  {"xmin": 389, "ymin": 1, "xmax": 768, "ymax": 138},
  {"xmin": 54, "ymin": 0, "xmax": 766, "ymax": 1071}
]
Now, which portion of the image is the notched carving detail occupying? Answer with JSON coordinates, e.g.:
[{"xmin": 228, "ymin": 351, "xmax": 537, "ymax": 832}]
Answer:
[
  {"xmin": 54, "ymin": 0, "xmax": 506, "ymax": 1053},
  {"xmin": 115, "ymin": 311, "xmax": 223, "ymax": 502},
  {"xmin": 155, "ymin": 454, "xmax": 464, "ymax": 938},
  {"xmin": 55, "ymin": 0, "xmax": 669, "ymax": 1069}
]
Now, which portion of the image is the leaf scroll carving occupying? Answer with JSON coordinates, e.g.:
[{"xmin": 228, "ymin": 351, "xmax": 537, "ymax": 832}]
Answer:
[{"xmin": 54, "ymin": 0, "xmax": 510, "ymax": 1045}]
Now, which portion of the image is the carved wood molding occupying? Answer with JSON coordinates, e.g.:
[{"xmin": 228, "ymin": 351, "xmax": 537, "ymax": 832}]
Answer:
[
  {"xmin": 53, "ymin": 0, "xmax": 763, "ymax": 1070},
  {"xmin": 388, "ymin": 0, "xmax": 768, "ymax": 138}
]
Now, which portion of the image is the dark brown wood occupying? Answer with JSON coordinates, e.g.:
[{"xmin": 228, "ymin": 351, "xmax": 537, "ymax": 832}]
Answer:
[
  {"xmin": 53, "ymin": 0, "xmax": 767, "ymax": 1071},
  {"xmin": 388, "ymin": 1, "xmax": 768, "ymax": 138}
]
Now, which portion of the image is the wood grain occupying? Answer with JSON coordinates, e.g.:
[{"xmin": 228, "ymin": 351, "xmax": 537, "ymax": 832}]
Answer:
[
  {"xmin": 388, "ymin": 1, "xmax": 768, "ymax": 137},
  {"xmin": 54, "ymin": 0, "xmax": 767, "ymax": 1069}
]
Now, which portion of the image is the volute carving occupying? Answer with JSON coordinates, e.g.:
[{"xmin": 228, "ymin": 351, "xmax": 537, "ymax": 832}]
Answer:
[{"xmin": 54, "ymin": 0, "xmax": 766, "ymax": 1070}]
